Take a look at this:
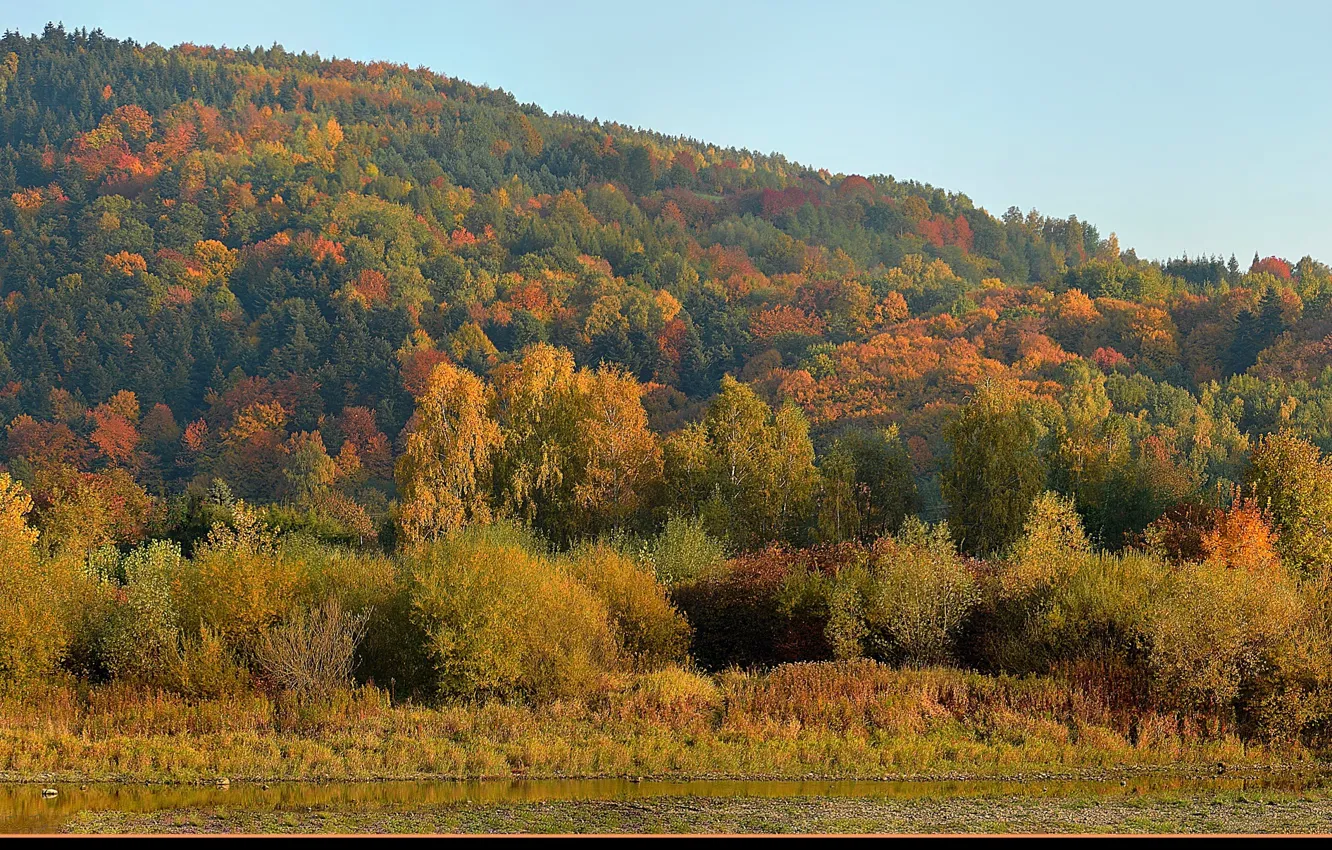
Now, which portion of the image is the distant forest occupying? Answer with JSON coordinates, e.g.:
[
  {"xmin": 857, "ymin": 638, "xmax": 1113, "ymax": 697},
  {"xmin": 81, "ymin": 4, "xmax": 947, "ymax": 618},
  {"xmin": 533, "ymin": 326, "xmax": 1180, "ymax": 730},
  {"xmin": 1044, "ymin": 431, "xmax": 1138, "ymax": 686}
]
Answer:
[{"xmin": 0, "ymin": 23, "xmax": 1329, "ymax": 556}]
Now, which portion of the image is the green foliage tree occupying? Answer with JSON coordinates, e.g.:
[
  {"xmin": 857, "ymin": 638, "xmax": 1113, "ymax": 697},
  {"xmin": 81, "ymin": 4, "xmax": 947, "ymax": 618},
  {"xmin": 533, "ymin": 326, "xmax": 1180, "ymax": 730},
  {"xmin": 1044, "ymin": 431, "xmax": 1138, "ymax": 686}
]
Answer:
[
  {"xmin": 667, "ymin": 376, "xmax": 818, "ymax": 547},
  {"xmin": 943, "ymin": 381, "xmax": 1047, "ymax": 555},
  {"xmin": 1246, "ymin": 431, "xmax": 1332, "ymax": 577},
  {"xmin": 818, "ymin": 426, "xmax": 919, "ymax": 542}
]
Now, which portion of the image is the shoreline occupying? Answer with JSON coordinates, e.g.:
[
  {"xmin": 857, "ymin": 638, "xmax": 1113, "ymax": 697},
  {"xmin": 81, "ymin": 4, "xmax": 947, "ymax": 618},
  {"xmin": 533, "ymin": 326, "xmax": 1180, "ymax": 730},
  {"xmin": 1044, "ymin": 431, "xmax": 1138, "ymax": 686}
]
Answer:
[
  {"xmin": 0, "ymin": 761, "xmax": 1324, "ymax": 787},
  {"xmin": 42, "ymin": 789, "xmax": 1332, "ymax": 836}
]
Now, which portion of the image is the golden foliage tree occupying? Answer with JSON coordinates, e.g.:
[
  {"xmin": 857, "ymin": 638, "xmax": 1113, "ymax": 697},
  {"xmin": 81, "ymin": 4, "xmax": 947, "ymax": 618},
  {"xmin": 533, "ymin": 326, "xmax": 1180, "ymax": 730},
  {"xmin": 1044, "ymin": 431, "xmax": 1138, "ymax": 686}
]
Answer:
[{"xmin": 396, "ymin": 362, "xmax": 503, "ymax": 543}]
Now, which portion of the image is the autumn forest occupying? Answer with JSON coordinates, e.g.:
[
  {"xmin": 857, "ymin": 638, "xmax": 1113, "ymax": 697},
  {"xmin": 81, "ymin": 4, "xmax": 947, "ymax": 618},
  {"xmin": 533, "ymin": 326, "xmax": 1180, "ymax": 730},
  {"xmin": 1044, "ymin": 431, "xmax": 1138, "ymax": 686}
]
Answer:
[{"xmin": 3, "ymin": 24, "xmax": 1332, "ymax": 778}]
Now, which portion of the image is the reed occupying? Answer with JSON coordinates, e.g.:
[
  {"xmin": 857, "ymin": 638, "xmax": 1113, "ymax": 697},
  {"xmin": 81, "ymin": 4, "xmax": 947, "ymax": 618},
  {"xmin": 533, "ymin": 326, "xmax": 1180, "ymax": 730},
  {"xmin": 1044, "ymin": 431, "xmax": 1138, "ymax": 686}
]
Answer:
[{"xmin": 0, "ymin": 662, "xmax": 1291, "ymax": 784}]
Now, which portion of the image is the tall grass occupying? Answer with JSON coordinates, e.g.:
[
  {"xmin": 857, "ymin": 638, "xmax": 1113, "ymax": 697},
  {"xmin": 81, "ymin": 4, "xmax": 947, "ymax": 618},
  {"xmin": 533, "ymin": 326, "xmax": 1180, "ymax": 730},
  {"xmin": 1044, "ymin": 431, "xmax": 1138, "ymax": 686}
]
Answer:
[{"xmin": 0, "ymin": 662, "xmax": 1287, "ymax": 783}]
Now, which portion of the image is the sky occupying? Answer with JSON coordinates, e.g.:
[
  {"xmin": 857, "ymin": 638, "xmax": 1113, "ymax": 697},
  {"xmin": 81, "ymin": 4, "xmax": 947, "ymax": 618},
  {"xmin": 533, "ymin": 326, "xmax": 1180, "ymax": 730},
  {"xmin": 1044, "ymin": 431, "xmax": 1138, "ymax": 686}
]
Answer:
[{"xmin": 3, "ymin": 0, "xmax": 1329, "ymax": 263}]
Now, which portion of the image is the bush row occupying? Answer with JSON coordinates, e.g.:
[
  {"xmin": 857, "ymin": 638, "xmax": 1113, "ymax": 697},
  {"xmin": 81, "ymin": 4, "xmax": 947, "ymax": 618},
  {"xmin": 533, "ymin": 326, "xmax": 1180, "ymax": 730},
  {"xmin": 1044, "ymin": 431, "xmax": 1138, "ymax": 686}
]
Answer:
[{"xmin": 4, "ymin": 473, "xmax": 1332, "ymax": 746}]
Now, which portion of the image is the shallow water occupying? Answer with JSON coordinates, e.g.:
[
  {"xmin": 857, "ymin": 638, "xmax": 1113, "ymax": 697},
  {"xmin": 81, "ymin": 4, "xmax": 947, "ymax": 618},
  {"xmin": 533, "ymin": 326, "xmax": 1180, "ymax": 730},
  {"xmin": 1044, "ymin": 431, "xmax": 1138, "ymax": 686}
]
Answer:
[{"xmin": 1, "ymin": 773, "xmax": 1325, "ymax": 834}]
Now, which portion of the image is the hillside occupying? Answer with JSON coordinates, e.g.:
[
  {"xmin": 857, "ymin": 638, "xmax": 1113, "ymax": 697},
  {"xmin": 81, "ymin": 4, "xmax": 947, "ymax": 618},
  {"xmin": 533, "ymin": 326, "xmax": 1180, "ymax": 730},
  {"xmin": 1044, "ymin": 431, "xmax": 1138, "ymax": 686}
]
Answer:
[
  {"xmin": 1, "ymin": 23, "xmax": 1330, "ymax": 552},
  {"xmin": 6, "ymin": 21, "xmax": 1332, "ymax": 773}
]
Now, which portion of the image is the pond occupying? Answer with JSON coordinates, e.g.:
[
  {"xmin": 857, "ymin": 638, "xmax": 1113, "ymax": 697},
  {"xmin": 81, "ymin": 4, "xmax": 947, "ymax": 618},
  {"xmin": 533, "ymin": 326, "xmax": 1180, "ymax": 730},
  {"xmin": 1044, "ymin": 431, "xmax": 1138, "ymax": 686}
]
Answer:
[{"xmin": 1, "ymin": 773, "xmax": 1325, "ymax": 834}]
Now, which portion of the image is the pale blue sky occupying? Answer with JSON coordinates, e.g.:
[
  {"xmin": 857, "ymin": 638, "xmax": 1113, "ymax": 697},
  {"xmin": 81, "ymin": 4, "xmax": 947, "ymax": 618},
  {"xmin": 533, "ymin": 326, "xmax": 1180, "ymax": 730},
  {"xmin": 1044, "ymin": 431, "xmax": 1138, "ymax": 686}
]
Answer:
[{"xmin": 4, "ymin": 1, "xmax": 1329, "ymax": 263}]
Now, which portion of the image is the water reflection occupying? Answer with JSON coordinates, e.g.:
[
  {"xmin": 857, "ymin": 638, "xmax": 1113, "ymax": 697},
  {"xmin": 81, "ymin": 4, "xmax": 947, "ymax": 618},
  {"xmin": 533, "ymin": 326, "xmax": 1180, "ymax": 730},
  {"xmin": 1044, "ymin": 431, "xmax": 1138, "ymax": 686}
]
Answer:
[{"xmin": 1, "ymin": 773, "xmax": 1324, "ymax": 834}]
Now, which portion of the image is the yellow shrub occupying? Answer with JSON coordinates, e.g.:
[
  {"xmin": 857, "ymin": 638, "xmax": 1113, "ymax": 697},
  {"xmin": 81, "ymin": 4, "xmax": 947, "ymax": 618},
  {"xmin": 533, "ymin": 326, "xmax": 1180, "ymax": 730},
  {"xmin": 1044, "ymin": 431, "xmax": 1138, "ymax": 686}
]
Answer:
[
  {"xmin": 0, "ymin": 476, "xmax": 82, "ymax": 684},
  {"xmin": 617, "ymin": 665, "xmax": 721, "ymax": 724},
  {"xmin": 0, "ymin": 473, "xmax": 37, "ymax": 548},
  {"xmin": 289, "ymin": 538, "xmax": 399, "ymax": 615},
  {"xmin": 0, "ymin": 548, "xmax": 83, "ymax": 684},
  {"xmin": 163, "ymin": 626, "xmax": 252, "ymax": 699},
  {"xmin": 563, "ymin": 543, "xmax": 691, "ymax": 668},
  {"xmin": 1001, "ymin": 491, "xmax": 1089, "ymax": 598},
  {"xmin": 407, "ymin": 524, "xmax": 621, "ymax": 702},
  {"xmin": 1149, "ymin": 561, "xmax": 1304, "ymax": 713},
  {"xmin": 177, "ymin": 504, "xmax": 302, "ymax": 657}
]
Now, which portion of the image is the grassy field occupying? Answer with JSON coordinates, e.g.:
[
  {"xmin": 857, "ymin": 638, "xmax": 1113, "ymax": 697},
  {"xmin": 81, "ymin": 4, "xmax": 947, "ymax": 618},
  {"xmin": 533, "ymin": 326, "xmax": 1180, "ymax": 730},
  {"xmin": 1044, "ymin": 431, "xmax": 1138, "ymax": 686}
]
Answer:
[
  {"xmin": 54, "ymin": 790, "xmax": 1332, "ymax": 835},
  {"xmin": 0, "ymin": 663, "xmax": 1304, "ymax": 785}
]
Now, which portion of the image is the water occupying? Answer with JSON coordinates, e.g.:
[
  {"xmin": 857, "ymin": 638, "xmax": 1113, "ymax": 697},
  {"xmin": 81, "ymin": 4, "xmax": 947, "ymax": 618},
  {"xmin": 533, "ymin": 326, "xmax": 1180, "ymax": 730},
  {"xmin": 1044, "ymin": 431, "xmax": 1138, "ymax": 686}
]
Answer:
[{"xmin": 0, "ymin": 774, "xmax": 1325, "ymax": 834}]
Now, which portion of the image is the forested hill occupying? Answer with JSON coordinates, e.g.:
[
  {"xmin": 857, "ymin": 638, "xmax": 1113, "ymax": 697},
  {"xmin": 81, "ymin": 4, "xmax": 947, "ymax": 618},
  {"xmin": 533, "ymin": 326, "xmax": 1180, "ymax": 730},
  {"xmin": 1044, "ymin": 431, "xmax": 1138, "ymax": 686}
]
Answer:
[{"xmin": 1, "ymin": 23, "xmax": 1330, "ymax": 553}]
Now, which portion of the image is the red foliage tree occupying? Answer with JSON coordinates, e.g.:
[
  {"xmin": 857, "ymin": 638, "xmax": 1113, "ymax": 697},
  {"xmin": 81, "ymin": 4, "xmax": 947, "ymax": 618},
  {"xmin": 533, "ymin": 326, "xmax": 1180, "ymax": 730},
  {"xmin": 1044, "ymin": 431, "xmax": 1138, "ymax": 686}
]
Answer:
[{"xmin": 1250, "ymin": 255, "xmax": 1293, "ymax": 280}]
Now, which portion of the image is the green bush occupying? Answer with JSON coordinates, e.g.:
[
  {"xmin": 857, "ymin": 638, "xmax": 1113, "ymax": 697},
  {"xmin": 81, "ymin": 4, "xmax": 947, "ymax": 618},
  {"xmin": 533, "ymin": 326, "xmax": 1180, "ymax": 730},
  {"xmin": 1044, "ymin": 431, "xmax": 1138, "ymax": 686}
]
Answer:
[
  {"xmin": 980, "ymin": 548, "xmax": 1163, "ymax": 676},
  {"xmin": 103, "ymin": 541, "xmax": 184, "ymax": 684},
  {"xmin": 829, "ymin": 519, "xmax": 978, "ymax": 665},
  {"xmin": 865, "ymin": 519, "xmax": 978, "ymax": 665},
  {"xmin": 1002, "ymin": 491, "xmax": 1090, "ymax": 598},
  {"xmin": 973, "ymin": 494, "xmax": 1162, "ymax": 675},
  {"xmin": 649, "ymin": 515, "xmax": 726, "ymax": 585}
]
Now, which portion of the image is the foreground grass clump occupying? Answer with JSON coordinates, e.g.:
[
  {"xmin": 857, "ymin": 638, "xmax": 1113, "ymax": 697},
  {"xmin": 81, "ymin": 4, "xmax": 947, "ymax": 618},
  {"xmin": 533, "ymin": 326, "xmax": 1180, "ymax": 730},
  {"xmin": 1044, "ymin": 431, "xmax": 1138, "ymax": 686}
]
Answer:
[{"xmin": 0, "ymin": 661, "xmax": 1296, "ymax": 784}]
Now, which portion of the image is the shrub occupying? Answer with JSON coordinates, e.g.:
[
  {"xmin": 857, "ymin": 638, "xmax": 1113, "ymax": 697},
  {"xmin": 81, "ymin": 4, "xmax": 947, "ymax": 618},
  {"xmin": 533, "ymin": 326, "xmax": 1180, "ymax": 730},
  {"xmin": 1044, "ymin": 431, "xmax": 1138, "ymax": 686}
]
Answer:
[
  {"xmin": 162, "ymin": 626, "xmax": 252, "ymax": 699},
  {"xmin": 649, "ymin": 515, "xmax": 726, "ymax": 585},
  {"xmin": 1002, "ymin": 491, "xmax": 1089, "ymax": 598},
  {"xmin": 1143, "ymin": 502, "xmax": 1221, "ymax": 564},
  {"xmin": 0, "ymin": 476, "xmax": 82, "ymax": 684},
  {"xmin": 0, "ymin": 473, "xmax": 38, "ymax": 549},
  {"xmin": 617, "ymin": 665, "xmax": 722, "ymax": 725},
  {"xmin": 407, "ymin": 524, "xmax": 621, "ymax": 702},
  {"xmin": 982, "ymin": 549, "xmax": 1164, "ymax": 677},
  {"xmin": 672, "ymin": 544, "xmax": 860, "ymax": 669},
  {"xmin": 290, "ymin": 538, "xmax": 398, "ymax": 614},
  {"xmin": 1050, "ymin": 551, "xmax": 1160, "ymax": 657},
  {"xmin": 256, "ymin": 598, "xmax": 368, "ymax": 700},
  {"xmin": 62, "ymin": 575, "xmax": 120, "ymax": 682},
  {"xmin": 856, "ymin": 519, "xmax": 978, "ymax": 665},
  {"xmin": 177, "ymin": 503, "xmax": 302, "ymax": 658},
  {"xmin": 1245, "ymin": 430, "xmax": 1332, "ymax": 576},
  {"xmin": 1199, "ymin": 499, "xmax": 1282, "ymax": 572},
  {"xmin": 977, "ymin": 494, "xmax": 1162, "ymax": 677},
  {"xmin": 1148, "ymin": 560, "xmax": 1303, "ymax": 714},
  {"xmin": 1145, "ymin": 499, "xmax": 1282, "ymax": 573},
  {"xmin": 1242, "ymin": 619, "xmax": 1332, "ymax": 744},
  {"xmin": 825, "ymin": 573, "xmax": 869, "ymax": 661},
  {"xmin": 102, "ymin": 540, "xmax": 183, "ymax": 684},
  {"xmin": 563, "ymin": 543, "xmax": 691, "ymax": 668},
  {"xmin": 287, "ymin": 541, "xmax": 424, "ymax": 694},
  {"xmin": 265, "ymin": 494, "xmax": 376, "ymax": 547},
  {"xmin": 354, "ymin": 578, "xmax": 430, "ymax": 700}
]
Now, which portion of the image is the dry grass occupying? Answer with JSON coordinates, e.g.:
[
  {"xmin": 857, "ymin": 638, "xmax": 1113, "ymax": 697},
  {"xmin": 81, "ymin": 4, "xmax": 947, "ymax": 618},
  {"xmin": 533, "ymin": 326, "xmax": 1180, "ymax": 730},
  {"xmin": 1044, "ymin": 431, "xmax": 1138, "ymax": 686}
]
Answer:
[{"xmin": 0, "ymin": 661, "xmax": 1302, "ymax": 784}]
